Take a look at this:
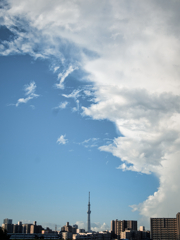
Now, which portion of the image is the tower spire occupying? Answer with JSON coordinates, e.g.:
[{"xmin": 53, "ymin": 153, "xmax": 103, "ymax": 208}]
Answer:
[{"xmin": 87, "ymin": 191, "xmax": 91, "ymax": 232}]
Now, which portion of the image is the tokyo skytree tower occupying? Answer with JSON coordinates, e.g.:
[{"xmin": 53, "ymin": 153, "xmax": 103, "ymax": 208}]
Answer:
[{"xmin": 87, "ymin": 192, "xmax": 91, "ymax": 232}]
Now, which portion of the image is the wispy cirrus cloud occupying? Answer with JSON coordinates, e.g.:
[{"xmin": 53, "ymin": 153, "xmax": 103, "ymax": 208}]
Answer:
[
  {"xmin": 72, "ymin": 99, "xmax": 80, "ymax": 112},
  {"xmin": 57, "ymin": 135, "xmax": 68, "ymax": 145},
  {"xmin": 15, "ymin": 81, "xmax": 39, "ymax": 107},
  {"xmin": 53, "ymin": 66, "xmax": 60, "ymax": 73},
  {"xmin": 56, "ymin": 65, "xmax": 78, "ymax": 89},
  {"xmin": 53, "ymin": 101, "xmax": 68, "ymax": 113},
  {"xmin": 79, "ymin": 138, "xmax": 100, "ymax": 148},
  {"xmin": 58, "ymin": 101, "xmax": 68, "ymax": 109},
  {"xmin": 62, "ymin": 89, "xmax": 81, "ymax": 99},
  {"xmin": 62, "ymin": 89, "xmax": 81, "ymax": 112},
  {"xmin": 61, "ymin": 87, "xmax": 95, "ymax": 112}
]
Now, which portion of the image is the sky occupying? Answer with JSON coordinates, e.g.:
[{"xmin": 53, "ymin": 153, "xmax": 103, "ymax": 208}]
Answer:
[{"xmin": 1, "ymin": 0, "xmax": 180, "ymax": 232}]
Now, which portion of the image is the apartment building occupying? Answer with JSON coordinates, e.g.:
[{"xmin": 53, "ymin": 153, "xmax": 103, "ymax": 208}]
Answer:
[{"xmin": 150, "ymin": 212, "xmax": 180, "ymax": 240}]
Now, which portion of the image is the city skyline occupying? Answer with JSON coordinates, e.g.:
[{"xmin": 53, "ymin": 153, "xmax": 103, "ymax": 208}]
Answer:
[
  {"xmin": 0, "ymin": 192, "xmax": 142, "ymax": 232},
  {"xmin": 1, "ymin": 0, "xmax": 180, "ymax": 232},
  {"xmin": 3, "ymin": 212, "xmax": 180, "ymax": 240}
]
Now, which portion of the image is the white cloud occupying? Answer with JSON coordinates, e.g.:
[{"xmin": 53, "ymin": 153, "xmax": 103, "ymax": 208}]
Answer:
[
  {"xmin": 72, "ymin": 99, "xmax": 80, "ymax": 112},
  {"xmin": 91, "ymin": 222, "xmax": 110, "ymax": 232},
  {"xmin": 56, "ymin": 65, "xmax": 78, "ymax": 89},
  {"xmin": 75, "ymin": 221, "xmax": 86, "ymax": 230},
  {"xmin": 84, "ymin": 86, "xmax": 180, "ymax": 223},
  {"xmin": 62, "ymin": 90, "xmax": 81, "ymax": 112},
  {"xmin": 53, "ymin": 101, "xmax": 68, "ymax": 111},
  {"xmin": 62, "ymin": 89, "xmax": 81, "ymax": 99},
  {"xmin": 59, "ymin": 101, "xmax": 68, "ymax": 109},
  {"xmin": 75, "ymin": 221, "xmax": 109, "ymax": 232},
  {"xmin": 83, "ymin": 90, "xmax": 92, "ymax": 97},
  {"xmin": 83, "ymin": 88, "xmax": 180, "ymax": 170},
  {"xmin": 53, "ymin": 66, "xmax": 60, "ymax": 73},
  {"xmin": 57, "ymin": 135, "xmax": 68, "ymax": 145},
  {"xmin": 79, "ymin": 138, "xmax": 99, "ymax": 148},
  {"xmin": 1, "ymin": 0, "xmax": 180, "ymax": 227},
  {"xmin": 25, "ymin": 81, "xmax": 37, "ymax": 95},
  {"xmin": 15, "ymin": 81, "xmax": 39, "ymax": 107}
]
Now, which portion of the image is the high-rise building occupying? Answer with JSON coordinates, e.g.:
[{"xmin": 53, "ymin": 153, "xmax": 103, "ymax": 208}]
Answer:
[
  {"xmin": 73, "ymin": 224, "xmax": 78, "ymax": 229},
  {"xmin": 61, "ymin": 222, "xmax": 73, "ymax": 233},
  {"xmin": 62, "ymin": 231, "xmax": 72, "ymax": 240},
  {"xmin": 139, "ymin": 226, "xmax": 145, "ymax": 231},
  {"xmin": 30, "ymin": 221, "xmax": 42, "ymax": 234},
  {"xmin": 111, "ymin": 219, "xmax": 137, "ymax": 238},
  {"xmin": 22, "ymin": 224, "xmax": 32, "ymax": 234},
  {"xmin": 177, "ymin": 212, "xmax": 180, "ymax": 240},
  {"xmin": 2, "ymin": 218, "xmax": 13, "ymax": 233},
  {"xmin": 150, "ymin": 212, "xmax": 180, "ymax": 240},
  {"xmin": 72, "ymin": 224, "xmax": 78, "ymax": 234},
  {"xmin": 3, "ymin": 218, "xmax": 12, "ymax": 224},
  {"xmin": 13, "ymin": 224, "xmax": 18, "ymax": 233},
  {"xmin": 87, "ymin": 192, "xmax": 91, "ymax": 232}
]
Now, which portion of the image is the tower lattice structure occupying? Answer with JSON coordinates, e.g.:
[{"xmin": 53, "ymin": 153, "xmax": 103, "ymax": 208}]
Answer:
[{"xmin": 87, "ymin": 192, "xmax": 91, "ymax": 232}]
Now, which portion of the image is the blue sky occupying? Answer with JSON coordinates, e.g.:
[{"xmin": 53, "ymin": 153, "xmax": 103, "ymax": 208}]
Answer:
[{"xmin": 1, "ymin": 0, "xmax": 180, "ymax": 232}]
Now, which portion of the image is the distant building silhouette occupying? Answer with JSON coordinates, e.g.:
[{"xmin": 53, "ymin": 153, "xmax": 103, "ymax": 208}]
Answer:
[
  {"xmin": 62, "ymin": 231, "xmax": 72, "ymax": 240},
  {"xmin": 61, "ymin": 222, "xmax": 78, "ymax": 234},
  {"xmin": 2, "ymin": 219, "xmax": 42, "ymax": 234},
  {"xmin": 111, "ymin": 219, "xmax": 137, "ymax": 238},
  {"xmin": 3, "ymin": 219, "xmax": 12, "ymax": 225},
  {"xmin": 2, "ymin": 218, "xmax": 13, "ymax": 233},
  {"xmin": 139, "ymin": 226, "xmax": 145, "ymax": 231},
  {"xmin": 30, "ymin": 221, "xmax": 43, "ymax": 233}
]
